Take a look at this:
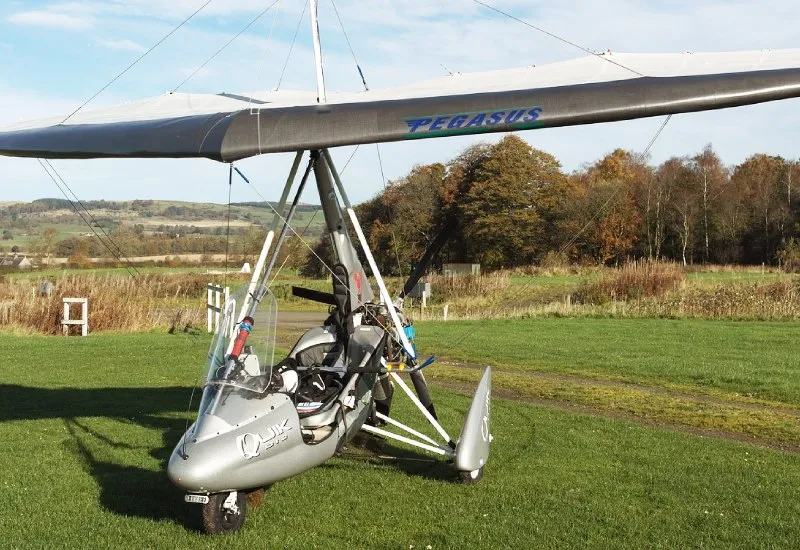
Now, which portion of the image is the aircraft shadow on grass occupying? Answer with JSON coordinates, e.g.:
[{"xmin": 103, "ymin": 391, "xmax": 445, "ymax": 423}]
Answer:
[
  {"xmin": 0, "ymin": 384, "xmax": 202, "ymax": 530},
  {"xmin": 0, "ymin": 384, "xmax": 459, "ymax": 530}
]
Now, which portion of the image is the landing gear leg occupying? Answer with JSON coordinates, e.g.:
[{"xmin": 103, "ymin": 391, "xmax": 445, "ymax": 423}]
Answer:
[{"xmin": 202, "ymin": 491, "xmax": 247, "ymax": 534}]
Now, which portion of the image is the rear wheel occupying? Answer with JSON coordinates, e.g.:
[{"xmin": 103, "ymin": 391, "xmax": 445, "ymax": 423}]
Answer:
[
  {"xmin": 202, "ymin": 491, "xmax": 247, "ymax": 534},
  {"xmin": 458, "ymin": 467, "xmax": 484, "ymax": 485}
]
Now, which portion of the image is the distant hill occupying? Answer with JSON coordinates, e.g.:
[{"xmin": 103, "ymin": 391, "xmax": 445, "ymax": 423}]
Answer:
[
  {"xmin": 0, "ymin": 199, "xmax": 324, "ymax": 255},
  {"xmin": 231, "ymin": 201, "xmax": 318, "ymax": 213}
]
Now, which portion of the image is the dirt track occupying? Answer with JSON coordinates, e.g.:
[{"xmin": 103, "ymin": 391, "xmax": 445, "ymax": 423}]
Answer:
[
  {"xmin": 274, "ymin": 312, "xmax": 800, "ymax": 454},
  {"xmin": 431, "ymin": 359, "xmax": 800, "ymax": 455}
]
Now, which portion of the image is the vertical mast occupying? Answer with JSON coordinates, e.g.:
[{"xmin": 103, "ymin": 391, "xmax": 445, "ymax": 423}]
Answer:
[{"xmin": 309, "ymin": 0, "xmax": 326, "ymax": 103}]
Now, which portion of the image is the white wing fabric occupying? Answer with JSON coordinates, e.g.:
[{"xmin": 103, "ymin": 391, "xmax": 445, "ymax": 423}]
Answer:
[{"xmin": 2, "ymin": 50, "xmax": 800, "ymax": 162}]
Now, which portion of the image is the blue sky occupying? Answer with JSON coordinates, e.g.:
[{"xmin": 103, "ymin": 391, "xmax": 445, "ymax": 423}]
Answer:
[{"xmin": 1, "ymin": 0, "xmax": 799, "ymax": 206}]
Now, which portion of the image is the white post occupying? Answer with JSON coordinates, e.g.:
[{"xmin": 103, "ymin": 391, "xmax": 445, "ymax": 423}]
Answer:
[
  {"xmin": 206, "ymin": 284, "xmax": 229, "ymax": 334},
  {"xmin": 207, "ymin": 284, "xmax": 213, "ymax": 333},
  {"xmin": 309, "ymin": 0, "xmax": 326, "ymax": 104},
  {"xmin": 63, "ymin": 301, "xmax": 69, "ymax": 336},
  {"xmin": 214, "ymin": 288, "xmax": 221, "ymax": 333},
  {"xmin": 81, "ymin": 300, "xmax": 88, "ymax": 336},
  {"xmin": 443, "ymin": 303, "xmax": 449, "ymax": 322}
]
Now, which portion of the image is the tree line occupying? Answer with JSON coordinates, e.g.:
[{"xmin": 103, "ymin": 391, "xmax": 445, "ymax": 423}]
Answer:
[{"xmin": 318, "ymin": 135, "xmax": 800, "ymax": 275}]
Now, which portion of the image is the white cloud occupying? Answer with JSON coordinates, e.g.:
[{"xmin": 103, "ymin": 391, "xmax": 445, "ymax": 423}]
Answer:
[
  {"xmin": 98, "ymin": 38, "xmax": 146, "ymax": 53},
  {"xmin": 2, "ymin": 0, "xmax": 800, "ymax": 203},
  {"xmin": 7, "ymin": 10, "xmax": 93, "ymax": 31},
  {"xmin": 44, "ymin": 0, "xmax": 287, "ymax": 20}
]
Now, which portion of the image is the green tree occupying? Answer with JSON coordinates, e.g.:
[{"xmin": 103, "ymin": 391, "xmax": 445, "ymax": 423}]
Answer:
[
  {"xmin": 731, "ymin": 154, "xmax": 786, "ymax": 263},
  {"xmin": 455, "ymin": 135, "xmax": 568, "ymax": 268},
  {"xmin": 355, "ymin": 163, "xmax": 446, "ymax": 275},
  {"xmin": 689, "ymin": 145, "xmax": 728, "ymax": 263}
]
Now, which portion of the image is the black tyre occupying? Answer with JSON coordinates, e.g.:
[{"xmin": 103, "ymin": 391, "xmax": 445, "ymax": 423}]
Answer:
[
  {"xmin": 202, "ymin": 491, "xmax": 247, "ymax": 535},
  {"xmin": 458, "ymin": 467, "xmax": 484, "ymax": 485}
]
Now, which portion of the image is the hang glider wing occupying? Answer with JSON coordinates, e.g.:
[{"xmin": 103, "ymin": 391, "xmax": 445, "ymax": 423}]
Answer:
[{"xmin": 2, "ymin": 49, "xmax": 800, "ymax": 162}]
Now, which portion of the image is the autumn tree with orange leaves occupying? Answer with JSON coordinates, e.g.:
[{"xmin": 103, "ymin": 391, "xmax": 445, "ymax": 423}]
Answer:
[{"xmin": 302, "ymin": 137, "xmax": 800, "ymax": 275}]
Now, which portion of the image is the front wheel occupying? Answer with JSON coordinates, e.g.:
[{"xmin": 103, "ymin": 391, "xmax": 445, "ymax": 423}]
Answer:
[
  {"xmin": 202, "ymin": 491, "xmax": 247, "ymax": 534},
  {"xmin": 458, "ymin": 467, "xmax": 484, "ymax": 485}
]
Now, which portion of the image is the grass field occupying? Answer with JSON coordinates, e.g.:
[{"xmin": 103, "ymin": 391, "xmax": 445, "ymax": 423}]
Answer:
[
  {"xmin": 414, "ymin": 318, "xmax": 800, "ymax": 452},
  {"xmin": 416, "ymin": 318, "xmax": 800, "ymax": 404},
  {"xmin": 1, "ymin": 327, "xmax": 799, "ymax": 548}
]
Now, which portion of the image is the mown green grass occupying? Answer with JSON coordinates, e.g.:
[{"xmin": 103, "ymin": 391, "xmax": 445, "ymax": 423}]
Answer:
[
  {"xmin": 1, "ymin": 332, "xmax": 800, "ymax": 548},
  {"xmin": 416, "ymin": 317, "xmax": 800, "ymax": 406}
]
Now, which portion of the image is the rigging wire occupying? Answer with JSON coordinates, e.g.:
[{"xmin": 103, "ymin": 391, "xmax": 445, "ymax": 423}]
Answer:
[
  {"xmin": 340, "ymin": 145, "xmax": 361, "ymax": 174},
  {"xmin": 375, "ymin": 144, "xmax": 403, "ymax": 276},
  {"xmin": 36, "ymin": 160, "xmax": 139, "ymax": 277},
  {"xmin": 441, "ymin": 114, "xmax": 674, "ymax": 349},
  {"xmin": 62, "ymin": 0, "xmax": 215, "ymax": 123},
  {"xmin": 330, "ymin": 0, "xmax": 369, "ymax": 90},
  {"xmin": 247, "ymin": 0, "xmax": 283, "ymax": 112},
  {"xmin": 557, "ymin": 115, "xmax": 672, "ymax": 256},
  {"xmin": 272, "ymin": 184, "xmax": 327, "ymax": 284},
  {"xmin": 328, "ymin": 1, "xmax": 402, "ymax": 277},
  {"xmin": 173, "ymin": 0, "xmax": 282, "ymax": 93},
  {"xmin": 468, "ymin": 0, "xmax": 644, "ymax": 77},
  {"xmin": 40, "ymin": 159, "xmax": 140, "ymax": 276},
  {"xmin": 276, "ymin": 0, "xmax": 310, "ymax": 90}
]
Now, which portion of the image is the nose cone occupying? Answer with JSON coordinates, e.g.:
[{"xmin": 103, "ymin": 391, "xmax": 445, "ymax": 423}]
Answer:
[
  {"xmin": 167, "ymin": 436, "xmax": 230, "ymax": 493},
  {"xmin": 168, "ymin": 394, "xmax": 307, "ymax": 493},
  {"xmin": 168, "ymin": 439, "xmax": 205, "ymax": 492}
]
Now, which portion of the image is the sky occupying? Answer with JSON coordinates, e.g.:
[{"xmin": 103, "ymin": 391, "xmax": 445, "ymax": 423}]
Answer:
[{"xmin": 1, "ymin": 0, "xmax": 799, "ymax": 207}]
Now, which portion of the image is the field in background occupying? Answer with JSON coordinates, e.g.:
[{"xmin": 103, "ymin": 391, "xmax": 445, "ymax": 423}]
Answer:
[
  {"xmin": 1, "ymin": 332, "xmax": 799, "ymax": 548},
  {"xmin": 0, "ymin": 199, "xmax": 325, "ymax": 262},
  {"xmin": 410, "ymin": 263, "xmax": 800, "ymax": 321},
  {"xmin": 1, "ymin": 263, "xmax": 798, "ymax": 334}
]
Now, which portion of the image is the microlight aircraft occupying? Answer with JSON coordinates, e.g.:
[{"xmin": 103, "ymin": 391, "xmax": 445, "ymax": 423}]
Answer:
[{"xmin": 2, "ymin": 1, "xmax": 800, "ymax": 535}]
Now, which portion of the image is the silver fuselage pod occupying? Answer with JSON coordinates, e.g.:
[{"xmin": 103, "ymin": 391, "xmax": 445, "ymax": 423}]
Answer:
[
  {"xmin": 167, "ymin": 375, "xmax": 376, "ymax": 494},
  {"xmin": 454, "ymin": 367, "xmax": 492, "ymax": 473}
]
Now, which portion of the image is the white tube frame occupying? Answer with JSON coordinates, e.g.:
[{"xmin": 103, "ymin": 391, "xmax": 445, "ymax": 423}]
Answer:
[
  {"xmin": 389, "ymin": 370, "xmax": 452, "ymax": 444},
  {"xmin": 361, "ymin": 424, "xmax": 449, "ymax": 457},
  {"xmin": 234, "ymin": 151, "xmax": 303, "ymax": 326},
  {"xmin": 322, "ymin": 149, "xmax": 416, "ymax": 359},
  {"xmin": 374, "ymin": 412, "xmax": 443, "ymax": 449}
]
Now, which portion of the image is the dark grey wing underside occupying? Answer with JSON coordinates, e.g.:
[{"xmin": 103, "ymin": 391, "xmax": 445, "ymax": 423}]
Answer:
[
  {"xmin": 2, "ymin": 68, "xmax": 800, "ymax": 162},
  {"xmin": 0, "ymin": 112, "xmax": 235, "ymax": 161}
]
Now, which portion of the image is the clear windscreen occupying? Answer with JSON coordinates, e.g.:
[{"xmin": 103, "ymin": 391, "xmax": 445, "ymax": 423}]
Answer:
[{"xmin": 196, "ymin": 284, "xmax": 279, "ymax": 418}]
